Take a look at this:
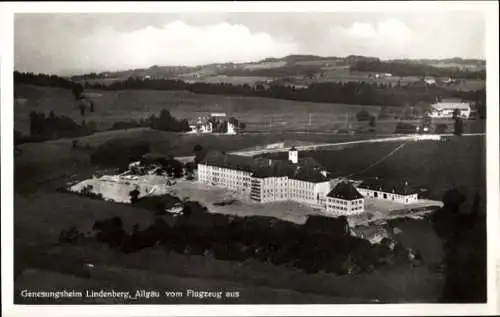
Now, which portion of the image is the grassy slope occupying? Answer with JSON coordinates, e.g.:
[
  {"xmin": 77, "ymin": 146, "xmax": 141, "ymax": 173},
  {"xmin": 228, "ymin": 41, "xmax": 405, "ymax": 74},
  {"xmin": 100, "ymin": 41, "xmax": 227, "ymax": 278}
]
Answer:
[
  {"xmin": 263, "ymin": 136, "xmax": 485, "ymax": 201},
  {"xmin": 14, "ymin": 84, "xmax": 377, "ymax": 135},
  {"xmin": 15, "ymin": 84, "xmax": 486, "ymax": 139},
  {"xmin": 14, "ymin": 192, "xmax": 444, "ymax": 303}
]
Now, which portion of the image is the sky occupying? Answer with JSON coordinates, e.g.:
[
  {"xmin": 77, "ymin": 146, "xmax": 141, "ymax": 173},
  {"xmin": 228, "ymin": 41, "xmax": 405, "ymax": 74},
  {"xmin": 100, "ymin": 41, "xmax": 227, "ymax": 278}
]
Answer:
[{"xmin": 14, "ymin": 11, "xmax": 486, "ymax": 75}]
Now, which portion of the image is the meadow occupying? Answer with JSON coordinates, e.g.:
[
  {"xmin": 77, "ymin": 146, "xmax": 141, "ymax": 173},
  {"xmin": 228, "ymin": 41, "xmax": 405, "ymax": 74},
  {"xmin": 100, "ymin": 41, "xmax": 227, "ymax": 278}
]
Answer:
[
  {"xmin": 14, "ymin": 84, "xmax": 379, "ymax": 135},
  {"xmin": 14, "ymin": 84, "xmax": 485, "ymax": 138},
  {"xmin": 15, "ymin": 190, "xmax": 445, "ymax": 304}
]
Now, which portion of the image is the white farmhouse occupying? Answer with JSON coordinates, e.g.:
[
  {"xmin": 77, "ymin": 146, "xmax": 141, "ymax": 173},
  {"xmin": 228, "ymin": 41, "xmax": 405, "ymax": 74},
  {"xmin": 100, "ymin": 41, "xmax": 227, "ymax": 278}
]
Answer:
[
  {"xmin": 424, "ymin": 77, "xmax": 437, "ymax": 85},
  {"xmin": 429, "ymin": 102, "xmax": 471, "ymax": 119}
]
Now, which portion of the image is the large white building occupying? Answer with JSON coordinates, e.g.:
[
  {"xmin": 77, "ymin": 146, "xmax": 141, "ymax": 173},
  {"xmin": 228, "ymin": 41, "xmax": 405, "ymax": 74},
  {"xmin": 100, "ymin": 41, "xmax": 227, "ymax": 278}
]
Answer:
[
  {"xmin": 429, "ymin": 102, "xmax": 471, "ymax": 119},
  {"xmin": 198, "ymin": 148, "xmax": 332, "ymax": 208},
  {"xmin": 198, "ymin": 148, "xmax": 420, "ymax": 213}
]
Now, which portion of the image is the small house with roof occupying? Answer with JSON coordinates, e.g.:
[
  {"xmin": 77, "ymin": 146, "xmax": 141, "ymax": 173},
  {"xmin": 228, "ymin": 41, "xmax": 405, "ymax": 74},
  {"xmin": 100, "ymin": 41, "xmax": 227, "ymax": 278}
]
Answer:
[
  {"xmin": 356, "ymin": 178, "xmax": 418, "ymax": 205},
  {"xmin": 326, "ymin": 182, "xmax": 365, "ymax": 216}
]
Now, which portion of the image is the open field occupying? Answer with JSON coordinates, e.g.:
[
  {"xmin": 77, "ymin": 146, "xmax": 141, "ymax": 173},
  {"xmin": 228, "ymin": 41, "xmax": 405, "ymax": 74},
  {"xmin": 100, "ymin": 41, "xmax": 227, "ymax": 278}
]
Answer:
[
  {"xmin": 15, "ymin": 239, "xmax": 444, "ymax": 304},
  {"xmin": 196, "ymin": 75, "xmax": 272, "ymax": 85},
  {"xmin": 15, "ymin": 84, "xmax": 381, "ymax": 134},
  {"xmin": 15, "ymin": 84, "xmax": 485, "ymax": 138},
  {"xmin": 317, "ymin": 70, "xmax": 485, "ymax": 91}
]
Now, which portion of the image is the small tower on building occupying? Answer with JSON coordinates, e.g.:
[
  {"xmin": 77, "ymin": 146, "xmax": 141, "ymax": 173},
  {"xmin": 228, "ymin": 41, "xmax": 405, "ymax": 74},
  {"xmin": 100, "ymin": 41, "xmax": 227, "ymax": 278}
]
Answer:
[{"xmin": 288, "ymin": 146, "xmax": 298, "ymax": 164}]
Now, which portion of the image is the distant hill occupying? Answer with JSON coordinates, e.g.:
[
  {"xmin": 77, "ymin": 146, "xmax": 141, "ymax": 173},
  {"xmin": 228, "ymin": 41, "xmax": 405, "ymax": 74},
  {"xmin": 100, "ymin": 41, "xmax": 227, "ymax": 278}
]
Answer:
[{"xmin": 66, "ymin": 54, "xmax": 484, "ymax": 82}]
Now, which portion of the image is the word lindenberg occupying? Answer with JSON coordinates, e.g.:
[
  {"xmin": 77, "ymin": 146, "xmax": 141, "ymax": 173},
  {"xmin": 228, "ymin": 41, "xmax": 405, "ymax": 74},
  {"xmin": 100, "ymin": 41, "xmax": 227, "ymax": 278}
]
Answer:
[{"xmin": 20, "ymin": 289, "xmax": 240, "ymax": 300}]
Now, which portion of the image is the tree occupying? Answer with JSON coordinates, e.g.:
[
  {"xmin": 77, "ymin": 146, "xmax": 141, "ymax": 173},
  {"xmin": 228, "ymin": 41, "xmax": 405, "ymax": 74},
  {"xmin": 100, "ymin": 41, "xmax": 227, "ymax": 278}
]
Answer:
[
  {"xmin": 356, "ymin": 110, "xmax": 373, "ymax": 121},
  {"xmin": 129, "ymin": 188, "xmax": 140, "ymax": 204},
  {"xmin": 454, "ymin": 116, "xmax": 464, "ymax": 136},
  {"xmin": 435, "ymin": 123, "xmax": 448, "ymax": 134},
  {"xmin": 432, "ymin": 188, "xmax": 486, "ymax": 302},
  {"xmin": 72, "ymin": 83, "xmax": 84, "ymax": 100},
  {"xmin": 368, "ymin": 115, "xmax": 376, "ymax": 127},
  {"xmin": 79, "ymin": 103, "xmax": 86, "ymax": 117},
  {"xmin": 377, "ymin": 106, "xmax": 392, "ymax": 120},
  {"xmin": 194, "ymin": 144, "xmax": 207, "ymax": 164}
]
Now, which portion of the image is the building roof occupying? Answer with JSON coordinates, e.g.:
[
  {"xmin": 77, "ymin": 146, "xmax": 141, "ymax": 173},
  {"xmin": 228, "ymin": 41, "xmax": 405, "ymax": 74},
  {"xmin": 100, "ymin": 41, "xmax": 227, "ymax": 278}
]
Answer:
[
  {"xmin": 357, "ymin": 178, "xmax": 417, "ymax": 195},
  {"xmin": 289, "ymin": 167, "xmax": 329, "ymax": 183},
  {"xmin": 298, "ymin": 157, "xmax": 324, "ymax": 170},
  {"xmin": 200, "ymin": 151, "xmax": 256, "ymax": 173},
  {"xmin": 252, "ymin": 159, "xmax": 295, "ymax": 178},
  {"xmin": 327, "ymin": 182, "xmax": 364, "ymax": 200},
  {"xmin": 431, "ymin": 102, "xmax": 471, "ymax": 110},
  {"xmin": 200, "ymin": 151, "xmax": 328, "ymax": 182}
]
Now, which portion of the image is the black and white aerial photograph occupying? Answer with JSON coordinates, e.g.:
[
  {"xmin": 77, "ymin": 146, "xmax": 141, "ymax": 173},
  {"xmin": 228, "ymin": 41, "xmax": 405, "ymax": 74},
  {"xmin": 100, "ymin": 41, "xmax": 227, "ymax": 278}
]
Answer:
[{"xmin": 1, "ymin": 1, "xmax": 499, "ymax": 316}]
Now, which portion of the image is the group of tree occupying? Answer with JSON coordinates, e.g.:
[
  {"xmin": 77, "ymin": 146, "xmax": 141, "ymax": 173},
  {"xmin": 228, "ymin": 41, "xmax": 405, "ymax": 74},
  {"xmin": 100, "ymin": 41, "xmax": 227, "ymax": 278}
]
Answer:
[
  {"xmin": 146, "ymin": 109, "xmax": 190, "ymax": 132},
  {"xmin": 350, "ymin": 60, "xmax": 486, "ymax": 80},
  {"xmin": 28, "ymin": 111, "xmax": 95, "ymax": 142},
  {"xmin": 87, "ymin": 203, "xmax": 418, "ymax": 275},
  {"xmin": 129, "ymin": 193, "xmax": 182, "ymax": 215},
  {"xmin": 14, "ymin": 71, "xmax": 74, "ymax": 89},
  {"xmin": 139, "ymin": 153, "xmax": 185, "ymax": 178},
  {"xmin": 431, "ymin": 188, "xmax": 486, "ymax": 302},
  {"xmin": 356, "ymin": 110, "xmax": 377, "ymax": 127},
  {"xmin": 109, "ymin": 109, "xmax": 190, "ymax": 133},
  {"xmin": 90, "ymin": 138, "xmax": 151, "ymax": 169},
  {"xmin": 15, "ymin": 71, "xmax": 486, "ymax": 111},
  {"xmin": 80, "ymin": 76, "xmax": 487, "ymax": 110}
]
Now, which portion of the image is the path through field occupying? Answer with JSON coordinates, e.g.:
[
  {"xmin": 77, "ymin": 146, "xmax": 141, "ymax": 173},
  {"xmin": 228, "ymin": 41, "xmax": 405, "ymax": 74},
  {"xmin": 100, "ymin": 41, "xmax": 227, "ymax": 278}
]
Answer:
[{"xmin": 229, "ymin": 133, "xmax": 485, "ymax": 157}]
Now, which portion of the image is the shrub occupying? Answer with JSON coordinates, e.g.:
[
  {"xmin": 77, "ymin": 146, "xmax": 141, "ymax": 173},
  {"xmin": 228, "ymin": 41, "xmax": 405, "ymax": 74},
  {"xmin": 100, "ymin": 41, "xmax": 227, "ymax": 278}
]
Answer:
[
  {"xmin": 90, "ymin": 139, "xmax": 151, "ymax": 168},
  {"xmin": 395, "ymin": 122, "xmax": 417, "ymax": 134},
  {"xmin": 435, "ymin": 123, "xmax": 448, "ymax": 134},
  {"xmin": 356, "ymin": 110, "xmax": 373, "ymax": 121}
]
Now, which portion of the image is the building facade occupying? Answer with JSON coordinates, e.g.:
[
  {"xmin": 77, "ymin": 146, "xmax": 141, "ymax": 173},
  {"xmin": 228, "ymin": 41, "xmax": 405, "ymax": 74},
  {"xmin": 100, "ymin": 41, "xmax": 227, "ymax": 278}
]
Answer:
[
  {"xmin": 197, "ymin": 163, "xmax": 252, "ymax": 193},
  {"xmin": 325, "ymin": 182, "xmax": 365, "ymax": 216},
  {"xmin": 429, "ymin": 102, "xmax": 471, "ymax": 119},
  {"xmin": 356, "ymin": 178, "xmax": 418, "ymax": 205},
  {"xmin": 198, "ymin": 148, "xmax": 332, "ymax": 208}
]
